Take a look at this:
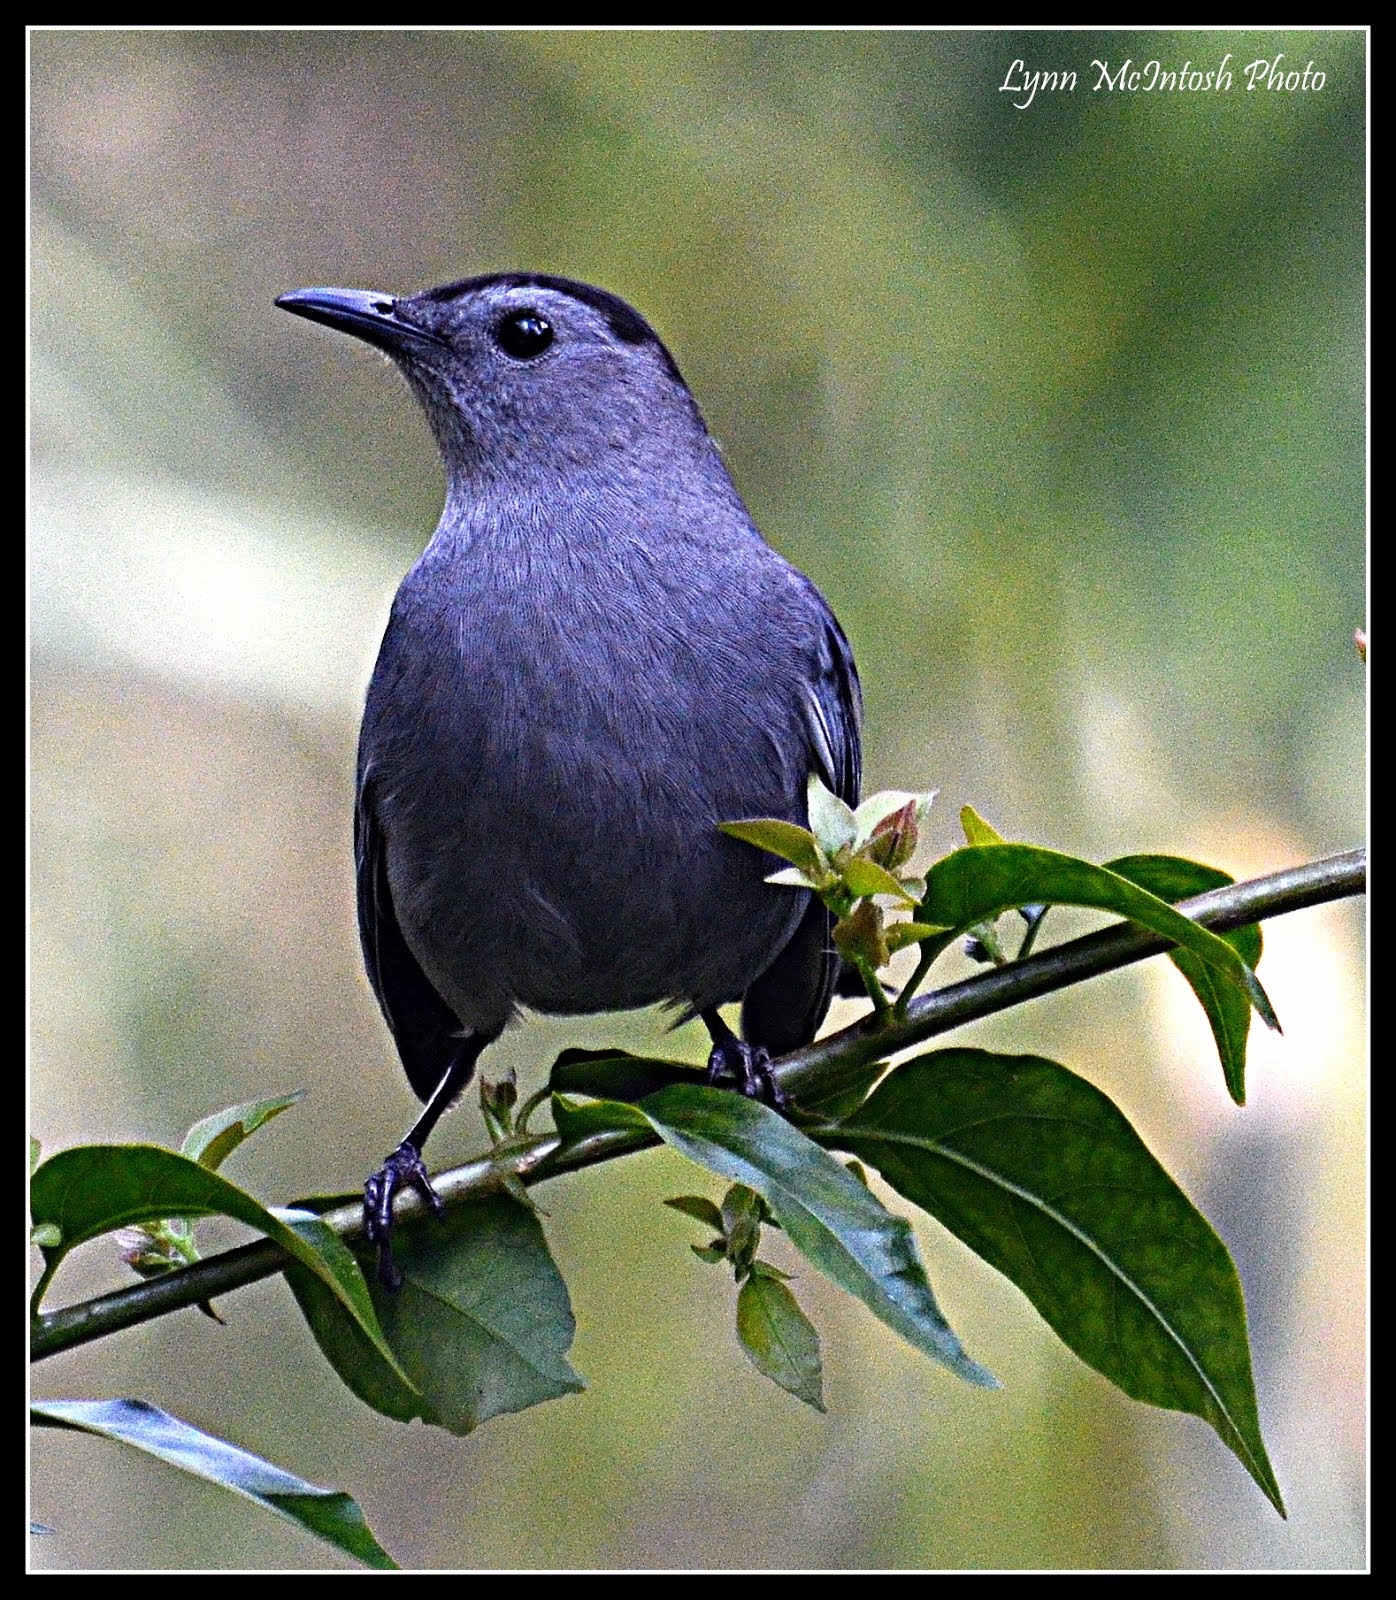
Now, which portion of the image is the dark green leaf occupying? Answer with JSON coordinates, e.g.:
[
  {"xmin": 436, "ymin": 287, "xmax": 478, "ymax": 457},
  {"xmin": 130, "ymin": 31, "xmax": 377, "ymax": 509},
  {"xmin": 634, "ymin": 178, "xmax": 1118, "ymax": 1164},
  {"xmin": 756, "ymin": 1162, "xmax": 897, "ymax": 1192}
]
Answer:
[
  {"xmin": 32, "ymin": 1400, "xmax": 397, "ymax": 1568},
  {"xmin": 1106, "ymin": 855, "xmax": 1262, "ymax": 1104},
  {"xmin": 279, "ymin": 1214, "xmax": 420, "ymax": 1420},
  {"xmin": 747, "ymin": 1260, "xmax": 792, "ymax": 1281},
  {"xmin": 291, "ymin": 1195, "xmax": 583, "ymax": 1435},
  {"xmin": 549, "ymin": 1047, "xmax": 700, "ymax": 1103},
  {"xmin": 29, "ymin": 1146, "xmax": 402, "ymax": 1378},
  {"xmin": 721, "ymin": 1183, "xmax": 765, "ymax": 1268},
  {"xmin": 720, "ymin": 1183, "xmax": 766, "ymax": 1235},
  {"xmin": 692, "ymin": 1243, "xmax": 726, "ymax": 1264},
  {"xmin": 794, "ymin": 1056, "xmax": 887, "ymax": 1123},
  {"xmin": 550, "ymin": 1093, "xmax": 654, "ymax": 1145},
  {"xmin": 838, "ymin": 1048, "xmax": 1284, "ymax": 1514},
  {"xmin": 665, "ymin": 1195, "xmax": 725, "ymax": 1230},
  {"xmin": 718, "ymin": 817, "xmax": 826, "ymax": 876},
  {"xmin": 635, "ymin": 1085, "xmax": 996, "ymax": 1388},
  {"xmin": 919, "ymin": 843, "xmax": 1278, "ymax": 1085},
  {"xmin": 736, "ymin": 1274, "xmax": 826, "ymax": 1412},
  {"xmin": 180, "ymin": 1093, "xmax": 303, "ymax": 1172}
]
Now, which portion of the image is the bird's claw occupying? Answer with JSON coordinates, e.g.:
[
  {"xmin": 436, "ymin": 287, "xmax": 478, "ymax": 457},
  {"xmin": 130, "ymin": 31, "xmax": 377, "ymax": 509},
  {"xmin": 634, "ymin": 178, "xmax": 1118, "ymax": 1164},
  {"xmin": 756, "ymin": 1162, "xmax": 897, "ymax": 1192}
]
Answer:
[
  {"xmin": 363, "ymin": 1140, "xmax": 444, "ymax": 1290},
  {"xmin": 704, "ymin": 1039, "xmax": 791, "ymax": 1112}
]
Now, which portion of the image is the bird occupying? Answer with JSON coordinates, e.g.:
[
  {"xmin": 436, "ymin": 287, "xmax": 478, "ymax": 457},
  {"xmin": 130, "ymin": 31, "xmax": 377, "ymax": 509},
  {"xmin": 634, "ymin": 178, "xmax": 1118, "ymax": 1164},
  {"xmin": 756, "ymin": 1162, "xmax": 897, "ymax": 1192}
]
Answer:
[{"xmin": 275, "ymin": 274, "xmax": 862, "ymax": 1286}]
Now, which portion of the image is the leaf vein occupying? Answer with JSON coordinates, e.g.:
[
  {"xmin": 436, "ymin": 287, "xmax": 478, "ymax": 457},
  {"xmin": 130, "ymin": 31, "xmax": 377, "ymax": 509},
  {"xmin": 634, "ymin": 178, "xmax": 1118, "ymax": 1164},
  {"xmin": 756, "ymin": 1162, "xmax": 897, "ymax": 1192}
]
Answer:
[{"xmin": 843, "ymin": 1125, "xmax": 1261, "ymax": 1474}]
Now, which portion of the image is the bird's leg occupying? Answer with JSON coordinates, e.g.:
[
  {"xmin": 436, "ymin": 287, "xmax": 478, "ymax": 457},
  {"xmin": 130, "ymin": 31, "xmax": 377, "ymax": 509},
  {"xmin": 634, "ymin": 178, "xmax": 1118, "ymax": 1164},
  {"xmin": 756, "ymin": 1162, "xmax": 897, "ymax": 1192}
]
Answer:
[
  {"xmin": 363, "ymin": 1037, "xmax": 487, "ymax": 1290},
  {"xmin": 700, "ymin": 1008, "xmax": 791, "ymax": 1112}
]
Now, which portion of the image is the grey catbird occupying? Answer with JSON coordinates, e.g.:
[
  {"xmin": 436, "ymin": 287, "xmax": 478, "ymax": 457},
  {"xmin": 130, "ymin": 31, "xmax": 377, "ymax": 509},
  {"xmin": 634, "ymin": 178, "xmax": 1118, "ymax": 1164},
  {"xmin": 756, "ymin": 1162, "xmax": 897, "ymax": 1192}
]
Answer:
[{"xmin": 276, "ymin": 274, "xmax": 862, "ymax": 1285}]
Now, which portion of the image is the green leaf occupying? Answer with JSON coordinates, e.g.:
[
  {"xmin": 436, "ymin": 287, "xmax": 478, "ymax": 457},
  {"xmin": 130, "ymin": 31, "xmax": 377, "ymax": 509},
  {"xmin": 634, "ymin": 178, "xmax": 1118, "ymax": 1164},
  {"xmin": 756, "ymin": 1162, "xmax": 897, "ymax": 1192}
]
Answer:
[
  {"xmin": 180, "ymin": 1093, "xmax": 304, "ymax": 1172},
  {"xmin": 719, "ymin": 817, "xmax": 827, "ymax": 877},
  {"xmin": 290, "ymin": 1194, "xmax": 583, "ymax": 1434},
  {"xmin": 747, "ymin": 1259, "xmax": 792, "ymax": 1281},
  {"xmin": 29, "ymin": 1146, "xmax": 401, "ymax": 1379},
  {"xmin": 31, "ymin": 1399, "xmax": 397, "ymax": 1568},
  {"xmin": 277, "ymin": 1212, "xmax": 420, "ymax": 1418},
  {"xmin": 30, "ymin": 1136, "xmax": 42, "ymax": 1176},
  {"xmin": 842, "ymin": 856, "xmax": 917, "ymax": 904},
  {"xmin": 736, "ymin": 1274, "xmax": 826, "ymax": 1411},
  {"xmin": 548, "ymin": 1047, "xmax": 700, "ymax": 1103},
  {"xmin": 634, "ymin": 1084, "xmax": 996, "ymax": 1388},
  {"xmin": 721, "ymin": 1183, "xmax": 766, "ymax": 1268},
  {"xmin": 550, "ymin": 1093, "xmax": 654, "ymax": 1145},
  {"xmin": 795, "ymin": 1057, "xmax": 888, "ymax": 1123},
  {"xmin": 960, "ymin": 805, "xmax": 1007, "ymax": 846},
  {"xmin": 837, "ymin": 1049, "xmax": 1284, "ymax": 1515},
  {"xmin": 1105, "ymin": 855, "xmax": 1262, "ymax": 1105},
  {"xmin": 806, "ymin": 774, "xmax": 857, "ymax": 855},
  {"xmin": 665, "ymin": 1194, "xmax": 725, "ymax": 1230},
  {"xmin": 919, "ymin": 843, "xmax": 1278, "ymax": 1095}
]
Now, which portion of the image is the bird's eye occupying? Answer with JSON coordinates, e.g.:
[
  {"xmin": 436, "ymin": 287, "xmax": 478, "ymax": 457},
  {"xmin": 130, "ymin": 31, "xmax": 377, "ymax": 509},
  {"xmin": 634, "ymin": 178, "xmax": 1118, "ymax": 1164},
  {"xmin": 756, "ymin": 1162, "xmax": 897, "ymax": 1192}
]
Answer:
[{"xmin": 495, "ymin": 311, "xmax": 554, "ymax": 360}]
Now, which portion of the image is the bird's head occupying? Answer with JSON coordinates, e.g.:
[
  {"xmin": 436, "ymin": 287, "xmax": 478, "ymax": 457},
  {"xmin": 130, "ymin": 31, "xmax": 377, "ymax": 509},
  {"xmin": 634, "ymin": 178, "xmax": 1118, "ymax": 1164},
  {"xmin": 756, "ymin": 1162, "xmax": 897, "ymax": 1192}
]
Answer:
[{"xmin": 276, "ymin": 274, "xmax": 717, "ymax": 497}]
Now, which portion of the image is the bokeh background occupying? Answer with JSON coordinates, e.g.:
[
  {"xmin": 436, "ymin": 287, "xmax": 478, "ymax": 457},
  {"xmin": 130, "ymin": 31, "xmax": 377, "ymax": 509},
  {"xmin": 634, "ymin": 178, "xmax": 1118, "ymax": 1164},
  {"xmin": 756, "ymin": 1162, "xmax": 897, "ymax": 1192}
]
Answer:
[{"xmin": 31, "ymin": 29, "xmax": 1366, "ymax": 1571}]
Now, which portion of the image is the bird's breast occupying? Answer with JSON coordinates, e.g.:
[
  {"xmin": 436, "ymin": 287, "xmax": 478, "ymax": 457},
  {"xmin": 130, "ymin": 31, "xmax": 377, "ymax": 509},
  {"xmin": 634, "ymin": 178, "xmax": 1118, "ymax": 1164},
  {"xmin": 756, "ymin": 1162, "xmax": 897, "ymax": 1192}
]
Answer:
[{"xmin": 360, "ymin": 547, "xmax": 812, "ymax": 1031}]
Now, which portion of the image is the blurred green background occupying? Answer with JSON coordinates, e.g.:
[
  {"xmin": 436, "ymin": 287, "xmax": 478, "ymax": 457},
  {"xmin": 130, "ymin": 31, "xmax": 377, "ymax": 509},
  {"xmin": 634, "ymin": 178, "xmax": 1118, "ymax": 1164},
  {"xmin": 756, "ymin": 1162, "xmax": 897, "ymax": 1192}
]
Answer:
[{"xmin": 31, "ymin": 29, "xmax": 1365, "ymax": 1571}]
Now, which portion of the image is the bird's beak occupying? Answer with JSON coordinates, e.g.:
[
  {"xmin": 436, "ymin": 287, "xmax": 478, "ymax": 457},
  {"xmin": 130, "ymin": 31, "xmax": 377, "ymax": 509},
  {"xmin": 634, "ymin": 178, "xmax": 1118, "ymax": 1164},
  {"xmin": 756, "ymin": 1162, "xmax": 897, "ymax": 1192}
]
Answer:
[{"xmin": 275, "ymin": 287, "xmax": 445, "ymax": 353}]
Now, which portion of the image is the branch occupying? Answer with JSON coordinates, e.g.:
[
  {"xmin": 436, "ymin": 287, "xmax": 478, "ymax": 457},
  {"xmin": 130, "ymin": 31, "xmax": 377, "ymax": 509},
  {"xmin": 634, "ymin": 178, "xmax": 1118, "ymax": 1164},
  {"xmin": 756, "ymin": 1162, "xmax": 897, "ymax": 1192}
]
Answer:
[
  {"xmin": 784, "ymin": 846, "xmax": 1366, "ymax": 1094},
  {"xmin": 31, "ymin": 847, "xmax": 1365, "ymax": 1364}
]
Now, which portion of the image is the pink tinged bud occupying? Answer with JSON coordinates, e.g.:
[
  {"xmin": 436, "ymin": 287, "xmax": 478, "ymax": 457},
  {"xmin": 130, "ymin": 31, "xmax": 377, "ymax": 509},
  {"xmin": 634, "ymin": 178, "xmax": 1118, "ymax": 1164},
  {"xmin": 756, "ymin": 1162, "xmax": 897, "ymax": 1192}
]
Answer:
[{"xmin": 867, "ymin": 801, "xmax": 919, "ymax": 871}]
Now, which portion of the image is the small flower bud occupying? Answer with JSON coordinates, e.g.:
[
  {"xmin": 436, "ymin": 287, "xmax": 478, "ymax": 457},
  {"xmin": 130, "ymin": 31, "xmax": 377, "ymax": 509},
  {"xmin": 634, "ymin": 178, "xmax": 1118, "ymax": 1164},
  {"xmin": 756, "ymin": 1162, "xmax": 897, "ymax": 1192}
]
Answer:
[{"xmin": 865, "ymin": 800, "xmax": 920, "ymax": 871}]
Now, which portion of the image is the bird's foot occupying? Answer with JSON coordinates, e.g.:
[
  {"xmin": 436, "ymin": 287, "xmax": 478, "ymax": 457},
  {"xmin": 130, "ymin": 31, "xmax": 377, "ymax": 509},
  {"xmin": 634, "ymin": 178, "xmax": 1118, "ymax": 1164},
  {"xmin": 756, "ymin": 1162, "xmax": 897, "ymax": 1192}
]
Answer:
[
  {"xmin": 704, "ymin": 1038, "xmax": 791, "ymax": 1113},
  {"xmin": 363, "ymin": 1140, "xmax": 445, "ymax": 1290}
]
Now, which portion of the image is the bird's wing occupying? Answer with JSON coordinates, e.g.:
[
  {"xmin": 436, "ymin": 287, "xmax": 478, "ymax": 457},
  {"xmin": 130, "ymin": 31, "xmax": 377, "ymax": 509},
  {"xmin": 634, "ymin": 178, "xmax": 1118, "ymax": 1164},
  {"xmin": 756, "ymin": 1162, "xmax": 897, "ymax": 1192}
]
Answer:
[
  {"xmin": 801, "ymin": 584, "xmax": 863, "ymax": 808},
  {"xmin": 742, "ymin": 584, "xmax": 864, "ymax": 1055},
  {"xmin": 355, "ymin": 769, "xmax": 465, "ymax": 1103}
]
